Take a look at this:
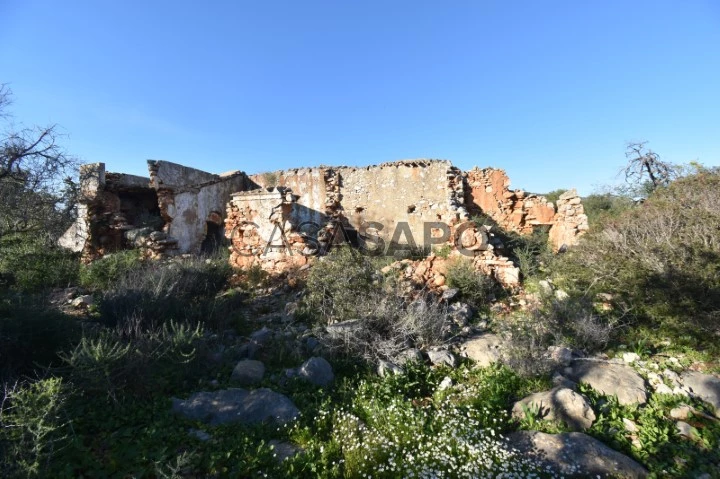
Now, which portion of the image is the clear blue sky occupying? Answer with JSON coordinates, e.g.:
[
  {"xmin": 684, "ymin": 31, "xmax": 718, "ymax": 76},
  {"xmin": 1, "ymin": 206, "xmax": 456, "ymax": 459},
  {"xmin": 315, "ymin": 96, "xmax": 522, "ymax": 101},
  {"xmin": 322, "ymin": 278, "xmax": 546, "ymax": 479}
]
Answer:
[{"xmin": 2, "ymin": 0, "xmax": 719, "ymax": 195}]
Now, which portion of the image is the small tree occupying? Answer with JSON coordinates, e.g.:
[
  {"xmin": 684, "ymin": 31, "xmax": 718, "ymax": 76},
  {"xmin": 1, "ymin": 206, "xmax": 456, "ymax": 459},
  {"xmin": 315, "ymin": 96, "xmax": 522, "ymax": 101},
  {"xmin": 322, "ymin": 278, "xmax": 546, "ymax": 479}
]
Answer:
[
  {"xmin": 0, "ymin": 84, "xmax": 78, "ymax": 240},
  {"xmin": 623, "ymin": 141, "xmax": 675, "ymax": 195}
]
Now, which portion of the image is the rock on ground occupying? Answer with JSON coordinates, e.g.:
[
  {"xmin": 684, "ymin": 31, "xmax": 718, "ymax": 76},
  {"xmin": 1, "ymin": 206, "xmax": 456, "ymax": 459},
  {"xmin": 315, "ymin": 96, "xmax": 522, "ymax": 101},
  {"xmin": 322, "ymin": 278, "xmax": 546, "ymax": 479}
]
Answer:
[
  {"xmin": 268, "ymin": 440, "xmax": 303, "ymax": 462},
  {"xmin": 427, "ymin": 350, "xmax": 457, "ymax": 368},
  {"xmin": 250, "ymin": 326, "xmax": 273, "ymax": 344},
  {"xmin": 71, "ymin": 294, "xmax": 94, "ymax": 308},
  {"xmin": 681, "ymin": 371, "xmax": 720, "ymax": 418},
  {"xmin": 547, "ymin": 346, "xmax": 574, "ymax": 366},
  {"xmin": 563, "ymin": 360, "xmax": 647, "ymax": 405},
  {"xmin": 512, "ymin": 387, "xmax": 596, "ymax": 431},
  {"xmin": 507, "ymin": 431, "xmax": 648, "ymax": 478},
  {"xmin": 378, "ymin": 360, "xmax": 403, "ymax": 377},
  {"xmin": 394, "ymin": 348, "xmax": 423, "ymax": 365},
  {"xmin": 230, "ymin": 359, "xmax": 265, "ymax": 386},
  {"xmin": 676, "ymin": 421, "xmax": 697, "ymax": 439},
  {"xmin": 298, "ymin": 357, "xmax": 334, "ymax": 386},
  {"xmin": 172, "ymin": 388, "xmax": 299, "ymax": 425},
  {"xmin": 447, "ymin": 302, "xmax": 472, "ymax": 326},
  {"xmin": 459, "ymin": 334, "xmax": 505, "ymax": 367}
]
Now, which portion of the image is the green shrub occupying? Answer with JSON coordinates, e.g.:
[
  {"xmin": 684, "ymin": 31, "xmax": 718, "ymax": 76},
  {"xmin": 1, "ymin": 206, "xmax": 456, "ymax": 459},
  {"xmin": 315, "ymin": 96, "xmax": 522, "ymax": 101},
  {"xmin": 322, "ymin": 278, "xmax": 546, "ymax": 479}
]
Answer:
[
  {"xmin": 98, "ymin": 256, "xmax": 232, "ymax": 330},
  {"xmin": 302, "ymin": 247, "xmax": 448, "ymax": 361},
  {"xmin": 322, "ymin": 289, "xmax": 449, "ymax": 362},
  {"xmin": 0, "ymin": 296, "xmax": 80, "ymax": 379},
  {"xmin": 552, "ymin": 167, "xmax": 720, "ymax": 340},
  {"xmin": 498, "ymin": 294, "xmax": 618, "ymax": 375},
  {"xmin": 302, "ymin": 246, "xmax": 379, "ymax": 324},
  {"xmin": 445, "ymin": 258, "xmax": 497, "ymax": 308},
  {"xmin": 0, "ymin": 377, "xmax": 68, "ymax": 478},
  {"xmin": 433, "ymin": 243, "xmax": 452, "ymax": 258},
  {"xmin": 582, "ymin": 190, "xmax": 635, "ymax": 225},
  {"xmin": 60, "ymin": 320, "xmax": 204, "ymax": 400},
  {"xmin": 79, "ymin": 250, "xmax": 143, "ymax": 290},
  {"xmin": 543, "ymin": 189, "xmax": 567, "ymax": 203},
  {"xmin": 507, "ymin": 227, "xmax": 551, "ymax": 279},
  {"xmin": 0, "ymin": 235, "xmax": 79, "ymax": 292}
]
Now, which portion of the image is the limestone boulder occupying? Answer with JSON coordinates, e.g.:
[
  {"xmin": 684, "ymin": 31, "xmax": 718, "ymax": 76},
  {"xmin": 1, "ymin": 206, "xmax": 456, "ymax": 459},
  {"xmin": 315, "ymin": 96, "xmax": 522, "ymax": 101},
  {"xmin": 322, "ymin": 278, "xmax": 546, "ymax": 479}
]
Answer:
[
  {"xmin": 563, "ymin": 360, "xmax": 647, "ymax": 405},
  {"xmin": 512, "ymin": 387, "xmax": 596, "ymax": 431},
  {"xmin": 325, "ymin": 320, "xmax": 362, "ymax": 340},
  {"xmin": 268, "ymin": 440, "xmax": 303, "ymax": 462},
  {"xmin": 71, "ymin": 294, "xmax": 94, "ymax": 308},
  {"xmin": 507, "ymin": 431, "xmax": 648, "ymax": 478},
  {"xmin": 427, "ymin": 350, "xmax": 457, "ymax": 368},
  {"xmin": 230, "ymin": 359, "xmax": 265, "ymax": 386},
  {"xmin": 681, "ymin": 371, "xmax": 720, "ymax": 417},
  {"xmin": 378, "ymin": 360, "xmax": 404, "ymax": 377},
  {"xmin": 447, "ymin": 302, "xmax": 473, "ymax": 326},
  {"xmin": 298, "ymin": 357, "xmax": 334, "ymax": 386},
  {"xmin": 459, "ymin": 334, "xmax": 506, "ymax": 367},
  {"xmin": 172, "ymin": 388, "xmax": 299, "ymax": 426}
]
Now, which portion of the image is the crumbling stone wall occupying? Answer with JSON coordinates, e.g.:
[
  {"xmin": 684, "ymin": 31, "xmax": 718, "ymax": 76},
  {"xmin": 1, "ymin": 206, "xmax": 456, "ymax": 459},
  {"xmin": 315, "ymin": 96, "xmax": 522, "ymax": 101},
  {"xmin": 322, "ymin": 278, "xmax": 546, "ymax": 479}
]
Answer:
[
  {"xmin": 229, "ymin": 160, "xmax": 522, "ymax": 284},
  {"xmin": 249, "ymin": 160, "xmax": 467, "ymax": 251},
  {"xmin": 63, "ymin": 158, "xmax": 587, "ymax": 286},
  {"xmin": 59, "ymin": 163, "xmax": 166, "ymax": 261},
  {"xmin": 465, "ymin": 167, "xmax": 587, "ymax": 250},
  {"xmin": 337, "ymin": 160, "xmax": 466, "ymax": 247},
  {"xmin": 548, "ymin": 188, "xmax": 589, "ymax": 250},
  {"xmin": 249, "ymin": 168, "xmax": 330, "ymax": 227},
  {"xmin": 60, "ymin": 161, "xmax": 250, "ymax": 261},
  {"xmin": 225, "ymin": 188, "xmax": 309, "ymax": 273},
  {"xmin": 148, "ymin": 160, "xmax": 248, "ymax": 254}
]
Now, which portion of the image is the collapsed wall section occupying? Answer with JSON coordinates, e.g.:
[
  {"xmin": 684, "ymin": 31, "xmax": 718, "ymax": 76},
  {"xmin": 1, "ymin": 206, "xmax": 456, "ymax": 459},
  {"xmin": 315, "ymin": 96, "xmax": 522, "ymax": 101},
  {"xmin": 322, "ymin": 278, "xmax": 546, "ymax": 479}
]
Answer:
[
  {"xmin": 248, "ymin": 168, "xmax": 330, "ymax": 227},
  {"xmin": 59, "ymin": 162, "xmax": 167, "ymax": 261},
  {"xmin": 465, "ymin": 167, "xmax": 588, "ymax": 250},
  {"xmin": 60, "ymin": 161, "xmax": 250, "ymax": 261}
]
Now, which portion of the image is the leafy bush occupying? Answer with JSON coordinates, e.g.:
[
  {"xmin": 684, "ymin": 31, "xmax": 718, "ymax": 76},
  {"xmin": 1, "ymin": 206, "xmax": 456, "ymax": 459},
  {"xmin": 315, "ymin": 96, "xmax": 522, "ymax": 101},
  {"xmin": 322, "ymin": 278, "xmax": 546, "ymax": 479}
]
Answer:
[
  {"xmin": 433, "ymin": 243, "xmax": 452, "ymax": 258},
  {"xmin": 78, "ymin": 249, "xmax": 143, "ymax": 290},
  {"xmin": 552, "ymin": 167, "xmax": 720, "ymax": 339},
  {"xmin": 0, "ymin": 377, "xmax": 68, "ymax": 478},
  {"xmin": 0, "ymin": 235, "xmax": 79, "ymax": 292},
  {"xmin": 445, "ymin": 258, "xmax": 497, "ymax": 308},
  {"xmin": 0, "ymin": 296, "xmax": 80, "ymax": 379},
  {"xmin": 60, "ymin": 320, "xmax": 204, "ymax": 400},
  {"xmin": 507, "ymin": 227, "xmax": 551, "ymax": 279},
  {"xmin": 98, "ymin": 255, "xmax": 232, "ymax": 330},
  {"xmin": 543, "ymin": 189, "xmax": 567, "ymax": 203},
  {"xmin": 581, "ymin": 189, "xmax": 635, "ymax": 225},
  {"xmin": 302, "ymin": 247, "xmax": 379, "ymax": 324}
]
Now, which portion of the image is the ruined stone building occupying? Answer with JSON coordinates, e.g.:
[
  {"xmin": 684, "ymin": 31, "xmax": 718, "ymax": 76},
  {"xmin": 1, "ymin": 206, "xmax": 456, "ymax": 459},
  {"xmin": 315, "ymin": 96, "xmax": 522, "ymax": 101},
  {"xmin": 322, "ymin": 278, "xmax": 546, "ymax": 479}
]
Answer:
[
  {"xmin": 59, "ymin": 161, "xmax": 248, "ymax": 260},
  {"xmin": 60, "ymin": 159, "xmax": 588, "ymax": 285}
]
